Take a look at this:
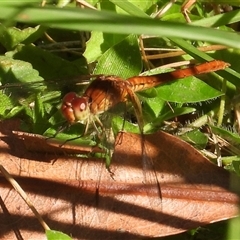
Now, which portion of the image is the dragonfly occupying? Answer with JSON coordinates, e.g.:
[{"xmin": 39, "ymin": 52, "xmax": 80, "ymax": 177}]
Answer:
[
  {"xmin": 61, "ymin": 60, "xmax": 229, "ymax": 135},
  {"xmin": 60, "ymin": 60, "xmax": 229, "ymax": 207},
  {"xmin": 0, "ymin": 60, "xmax": 229, "ymax": 143},
  {"xmin": 1, "ymin": 59, "xmax": 230, "ymax": 210}
]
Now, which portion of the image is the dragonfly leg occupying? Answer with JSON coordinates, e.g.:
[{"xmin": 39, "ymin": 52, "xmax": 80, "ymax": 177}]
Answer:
[{"xmin": 82, "ymin": 117, "xmax": 90, "ymax": 136}]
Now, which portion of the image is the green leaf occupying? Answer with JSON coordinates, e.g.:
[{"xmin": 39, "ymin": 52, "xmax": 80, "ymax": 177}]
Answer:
[
  {"xmin": 144, "ymin": 107, "xmax": 196, "ymax": 133},
  {"xmin": 0, "ymin": 55, "xmax": 44, "ymax": 85},
  {"xmin": 6, "ymin": 44, "xmax": 87, "ymax": 80},
  {"xmin": 0, "ymin": 55, "xmax": 45, "ymax": 119},
  {"xmin": 84, "ymin": 32, "xmax": 127, "ymax": 63},
  {"xmin": 156, "ymin": 76, "xmax": 223, "ymax": 103},
  {"xmin": 142, "ymin": 94, "xmax": 166, "ymax": 121},
  {"xmin": 180, "ymin": 129, "xmax": 208, "ymax": 150},
  {"xmin": 44, "ymin": 124, "xmax": 97, "ymax": 147},
  {"xmin": 0, "ymin": 24, "xmax": 46, "ymax": 50},
  {"xmin": 112, "ymin": 115, "xmax": 140, "ymax": 134},
  {"xmin": 46, "ymin": 230, "xmax": 72, "ymax": 240},
  {"xmin": 93, "ymin": 34, "xmax": 142, "ymax": 78}
]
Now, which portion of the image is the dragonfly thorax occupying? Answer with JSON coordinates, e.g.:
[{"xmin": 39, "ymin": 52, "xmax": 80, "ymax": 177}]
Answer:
[{"xmin": 61, "ymin": 92, "xmax": 90, "ymax": 124}]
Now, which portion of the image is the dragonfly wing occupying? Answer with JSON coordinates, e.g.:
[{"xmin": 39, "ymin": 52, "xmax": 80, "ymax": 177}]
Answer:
[
  {"xmin": 113, "ymin": 132, "xmax": 162, "ymax": 210},
  {"xmin": 141, "ymin": 137, "xmax": 162, "ymax": 209}
]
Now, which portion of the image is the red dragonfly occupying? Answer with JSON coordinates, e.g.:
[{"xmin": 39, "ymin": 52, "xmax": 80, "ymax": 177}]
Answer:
[
  {"xmin": 1, "ymin": 60, "xmax": 230, "ymax": 210},
  {"xmin": 61, "ymin": 60, "xmax": 229, "ymax": 134},
  {"xmin": 60, "ymin": 60, "xmax": 229, "ymax": 206}
]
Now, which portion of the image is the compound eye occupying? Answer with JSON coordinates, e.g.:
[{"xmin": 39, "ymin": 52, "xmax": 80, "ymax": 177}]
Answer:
[
  {"xmin": 72, "ymin": 97, "xmax": 87, "ymax": 112},
  {"xmin": 62, "ymin": 92, "xmax": 78, "ymax": 104},
  {"xmin": 61, "ymin": 92, "xmax": 81, "ymax": 123},
  {"xmin": 71, "ymin": 97, "xmax": 89, "ymax": 122},
  {"xmin": 61, "ymin": 92, "xmax": 90, "ymax": 123}
]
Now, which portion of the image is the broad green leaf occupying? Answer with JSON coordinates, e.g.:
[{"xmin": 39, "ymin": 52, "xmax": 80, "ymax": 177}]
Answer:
[
  {"xmin": 180, "ymin": 129, "xmax": 208, "ymax": 150},
  {"xmin": 0, "ymin": 55, "xmax": 44, "ymax": 86},
  {"xmin": 84, "ymin": 32, "xmax": 127, "ymax": 64},
  {"xmin": 46, "ymin": 230, "xmax": 72, "ymax": 240},
  {"xmin": 0, "ymin": 55, "xmax": 45, "ymax": 122},
  {"xmin": 44, "ymin": 127, "xmax": 97, "ymax": 146},
  {"xmin": 112, "ymin": 115, "xmax": 140, "ymax": 134},
  {"xmin": 142, "ymin": 94, "xmax": 166, "ymax": 121},
  {"xmin": 155, "ymin": 76, "xmax": 223, "ymax": 103},
  {"xmin": 144, "ymin": 107, "xmax": 196, "ymax": 133},
  {"xmin": 6, "ymin": 44, "xmax": 87, "ymax": 80},
  {"xmin": 93, "ymin": 34, "xmax": 142, "ymax": 78},
  {"xmin": 0, "ymin": 24, "xmax": 46, "ymax": 50}
]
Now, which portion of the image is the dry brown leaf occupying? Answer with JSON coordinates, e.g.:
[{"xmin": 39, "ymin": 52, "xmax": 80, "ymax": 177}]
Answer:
[{"xmin": 0, "ymin": 119, "xmax": 239, "ymax": 239}]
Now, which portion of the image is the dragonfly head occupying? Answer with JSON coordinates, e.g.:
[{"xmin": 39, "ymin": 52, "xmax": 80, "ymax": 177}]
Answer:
[{"xmin": 61, "ymin": 92, "xmax": 90, "ymax": 124}]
